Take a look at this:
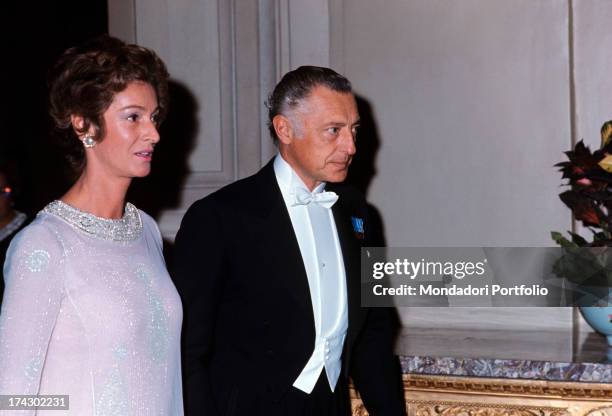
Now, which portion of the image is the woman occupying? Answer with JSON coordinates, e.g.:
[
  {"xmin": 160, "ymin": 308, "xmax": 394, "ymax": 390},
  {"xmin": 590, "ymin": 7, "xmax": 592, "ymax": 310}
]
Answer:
[
  {"xmin": 0, "ymin": 36, "xmax": 183, "ymax": 415},
  {"xmin": 0, "ymin": 166, "xmax": 29, "ymax": 307}
]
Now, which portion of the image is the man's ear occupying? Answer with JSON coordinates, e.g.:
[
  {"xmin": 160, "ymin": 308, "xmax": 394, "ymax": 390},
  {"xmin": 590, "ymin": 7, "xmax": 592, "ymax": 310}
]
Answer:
[{"xmin": 272, "ymin": 114, "xmax": 294, "ymax": 145}]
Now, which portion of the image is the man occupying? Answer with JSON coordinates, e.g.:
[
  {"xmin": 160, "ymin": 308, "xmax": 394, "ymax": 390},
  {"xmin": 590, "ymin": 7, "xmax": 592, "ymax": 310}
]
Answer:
[{"xmin": 173, "ymin": 66, "xmax": 405, "ymax": 415}]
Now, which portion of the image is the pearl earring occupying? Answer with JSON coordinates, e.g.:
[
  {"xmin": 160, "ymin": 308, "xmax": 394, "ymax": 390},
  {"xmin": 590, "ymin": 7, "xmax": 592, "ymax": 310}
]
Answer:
[{"xmin": 82, "ymin": 135, "xmax": 96, "ymax": 148}]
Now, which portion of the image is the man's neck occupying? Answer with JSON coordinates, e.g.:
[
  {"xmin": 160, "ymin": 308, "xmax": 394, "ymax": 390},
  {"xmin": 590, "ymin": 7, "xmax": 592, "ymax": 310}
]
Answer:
[{"xmin": 277, "ymin": 152, "xmax": 322, "ymax": 192}]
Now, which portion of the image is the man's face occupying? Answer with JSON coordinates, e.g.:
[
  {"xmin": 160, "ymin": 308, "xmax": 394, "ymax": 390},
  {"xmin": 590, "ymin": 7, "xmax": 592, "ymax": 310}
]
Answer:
[{"xmin": 277, "ymin": 85, "xmax": 359, "ymax": 190}]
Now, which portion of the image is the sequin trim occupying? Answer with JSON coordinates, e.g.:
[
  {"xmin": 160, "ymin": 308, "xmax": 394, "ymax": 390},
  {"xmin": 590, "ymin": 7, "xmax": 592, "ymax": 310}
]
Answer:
[
  {"xmin": 24, "ymin": 356, "xmax": 42, "ymax": 381},
  {"xmin": 42, "ymin": 200, "xmax": 142, "ymax": 242},
  {"xmin": 25, "ymin": 249, "xmax": 50, "ymax": 272}
]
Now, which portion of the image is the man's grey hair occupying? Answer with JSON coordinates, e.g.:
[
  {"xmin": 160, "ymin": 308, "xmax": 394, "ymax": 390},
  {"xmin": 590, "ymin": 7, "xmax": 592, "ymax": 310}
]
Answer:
[{"xmin": 265, "ymin": 65, "xmax": 352, "ymax": 144}]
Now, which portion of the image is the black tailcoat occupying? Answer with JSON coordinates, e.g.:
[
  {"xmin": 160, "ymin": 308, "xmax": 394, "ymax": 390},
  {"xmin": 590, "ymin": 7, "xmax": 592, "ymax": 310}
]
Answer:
[{"xmin": 173, "ymin": 160, "xmax": 405, "ymax": 416}]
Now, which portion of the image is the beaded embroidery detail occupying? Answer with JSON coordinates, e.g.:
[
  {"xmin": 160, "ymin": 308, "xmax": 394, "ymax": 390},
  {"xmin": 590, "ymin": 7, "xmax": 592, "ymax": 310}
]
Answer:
[{"xmin": 43, "ymin": 200, "xmax": 142, "ymax": 242}]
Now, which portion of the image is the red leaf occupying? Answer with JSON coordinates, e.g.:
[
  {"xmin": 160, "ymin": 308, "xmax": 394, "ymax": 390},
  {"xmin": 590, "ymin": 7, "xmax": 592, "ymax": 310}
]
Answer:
[{"xmin": 559, "ymin": 190, "xmax": 604, "ymax": 227}]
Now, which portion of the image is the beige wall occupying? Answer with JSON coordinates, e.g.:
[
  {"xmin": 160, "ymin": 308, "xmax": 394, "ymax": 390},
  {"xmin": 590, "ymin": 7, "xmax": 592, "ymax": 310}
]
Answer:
[
  {"xmin": 336, "ymin": 0, "xmax": 570, "ymax": 247},
  {"xmin": 108, "ymin": 0, "xmax": 612, "ymax": 336},
  {"xmin": 330, "ymin": 0, "xmax": 574, "ymax": 332}
]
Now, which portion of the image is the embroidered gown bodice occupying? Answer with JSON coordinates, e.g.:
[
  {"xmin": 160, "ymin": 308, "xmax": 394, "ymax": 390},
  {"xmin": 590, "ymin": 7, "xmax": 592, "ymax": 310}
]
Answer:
[{"xmin": 0, "ymin": 201, "xmax": 183, "ymax": 415}]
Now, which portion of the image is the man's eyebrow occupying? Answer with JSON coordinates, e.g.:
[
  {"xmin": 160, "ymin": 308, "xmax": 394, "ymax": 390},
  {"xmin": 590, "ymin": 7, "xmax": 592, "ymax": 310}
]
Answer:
[{"xmin": 325, "ymin": 119, "xmax": 361, "ymax": 126}]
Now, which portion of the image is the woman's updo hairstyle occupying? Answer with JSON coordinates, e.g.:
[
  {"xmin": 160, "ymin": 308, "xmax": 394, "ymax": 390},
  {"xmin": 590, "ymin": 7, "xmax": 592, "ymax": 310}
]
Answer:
[{"xmin": 48, "ymin": 35, "xmax": 169, "ymax": 172}]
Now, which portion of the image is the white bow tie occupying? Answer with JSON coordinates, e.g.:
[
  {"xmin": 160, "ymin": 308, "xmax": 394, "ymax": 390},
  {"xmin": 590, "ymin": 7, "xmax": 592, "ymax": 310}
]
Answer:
[{"xmin": 293, "ymin": 188, "xmax": 339, "ymax": 209}]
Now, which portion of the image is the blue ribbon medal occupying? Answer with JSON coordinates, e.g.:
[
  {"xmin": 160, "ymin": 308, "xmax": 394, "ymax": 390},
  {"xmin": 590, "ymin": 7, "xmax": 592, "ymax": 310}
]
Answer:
[{"xmin": 351, "ymin": 216, "xmax": 365, "ymax": 239}]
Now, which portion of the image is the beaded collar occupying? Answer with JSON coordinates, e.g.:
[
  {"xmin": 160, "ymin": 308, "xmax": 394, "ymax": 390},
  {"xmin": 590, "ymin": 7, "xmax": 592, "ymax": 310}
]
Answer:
[{"xmin": 43, "ymin": 200, "xmax": 142, "ymax": 242}]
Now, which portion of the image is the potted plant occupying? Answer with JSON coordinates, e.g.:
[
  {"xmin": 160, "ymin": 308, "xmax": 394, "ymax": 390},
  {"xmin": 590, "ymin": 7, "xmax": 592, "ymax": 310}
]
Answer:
[{"xmin": 552, "ymin": 121, "xmax": 612, "ymax": 346}]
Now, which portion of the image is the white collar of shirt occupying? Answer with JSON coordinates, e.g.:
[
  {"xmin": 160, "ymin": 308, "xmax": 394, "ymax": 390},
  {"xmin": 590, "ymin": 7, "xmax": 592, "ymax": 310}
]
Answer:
[{"xmin": 273, "ymin": 154, "xmax": 327, "ymax": 203}]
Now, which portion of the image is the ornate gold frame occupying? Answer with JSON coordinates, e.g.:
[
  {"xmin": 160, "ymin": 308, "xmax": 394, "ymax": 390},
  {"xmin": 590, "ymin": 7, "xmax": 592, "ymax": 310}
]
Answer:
[{"xmin": 350, "ymin": 374, "xmax": 612, "ymax": 416}]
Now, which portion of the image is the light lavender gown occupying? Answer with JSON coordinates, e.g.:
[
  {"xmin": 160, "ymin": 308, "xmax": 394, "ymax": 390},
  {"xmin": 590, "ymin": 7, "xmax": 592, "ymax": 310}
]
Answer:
[{"xmin": 0, "ymin": 201, "xmax": 183, "ymax": 415}]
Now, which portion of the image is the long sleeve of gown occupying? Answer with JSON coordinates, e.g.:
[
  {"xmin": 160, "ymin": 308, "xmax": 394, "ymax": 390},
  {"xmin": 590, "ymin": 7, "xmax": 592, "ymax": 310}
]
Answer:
[{"xmin": 0, "ymin": 220, "xmax": 65, "ymax": 414}]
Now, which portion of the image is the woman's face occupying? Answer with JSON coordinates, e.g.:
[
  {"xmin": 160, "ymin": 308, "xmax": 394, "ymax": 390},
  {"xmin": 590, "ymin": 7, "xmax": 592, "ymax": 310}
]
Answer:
[{"xmin": 85, "ymin": 81, "xmax": 161, "ymax": 179}]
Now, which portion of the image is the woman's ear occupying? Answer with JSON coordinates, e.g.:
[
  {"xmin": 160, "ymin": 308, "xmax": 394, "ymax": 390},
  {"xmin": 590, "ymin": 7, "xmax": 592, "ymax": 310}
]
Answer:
[{"xmin": 70, "ymin": 115, "xmax": 95, "ymax": 138}]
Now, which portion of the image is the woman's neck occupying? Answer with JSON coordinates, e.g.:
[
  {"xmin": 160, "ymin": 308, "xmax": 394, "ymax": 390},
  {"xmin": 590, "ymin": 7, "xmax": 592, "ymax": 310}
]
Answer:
[{"xmin": 61, "ymin": 169, "xmax": 131, "ymax": 219}]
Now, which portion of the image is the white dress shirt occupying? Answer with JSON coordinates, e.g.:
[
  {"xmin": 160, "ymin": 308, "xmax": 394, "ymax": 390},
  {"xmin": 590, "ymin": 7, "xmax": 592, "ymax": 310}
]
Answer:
[{"xmin": 273, "ymin": 154, "xmax": 349, "ymax": 394}]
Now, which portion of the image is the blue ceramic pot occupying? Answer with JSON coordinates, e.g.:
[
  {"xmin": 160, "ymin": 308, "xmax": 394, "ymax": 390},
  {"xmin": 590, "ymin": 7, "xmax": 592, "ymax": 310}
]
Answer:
[
  {"xmin": 577, "ymin": 287, "xmax": 612, "ymax": 346},
  {"xmin": 579, "ymin": 305, "xmax": 612, "ymax": 346}
]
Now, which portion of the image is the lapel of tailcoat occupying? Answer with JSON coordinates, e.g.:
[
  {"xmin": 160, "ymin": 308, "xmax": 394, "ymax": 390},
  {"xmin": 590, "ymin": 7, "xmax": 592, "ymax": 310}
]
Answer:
[
  {"xmin": 251, "ymin": 162, "xmax": 365, "ymax": 351},
  {"xmin": 251, "ymin": 162, "xmax": 315, "ymax": 323}
]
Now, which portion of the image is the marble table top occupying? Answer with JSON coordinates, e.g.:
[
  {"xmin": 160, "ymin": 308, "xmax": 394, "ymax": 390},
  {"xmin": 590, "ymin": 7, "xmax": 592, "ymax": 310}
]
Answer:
[{"xmin": 396, "ymin": 329, "xmax": 612, "ymax": 383}]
